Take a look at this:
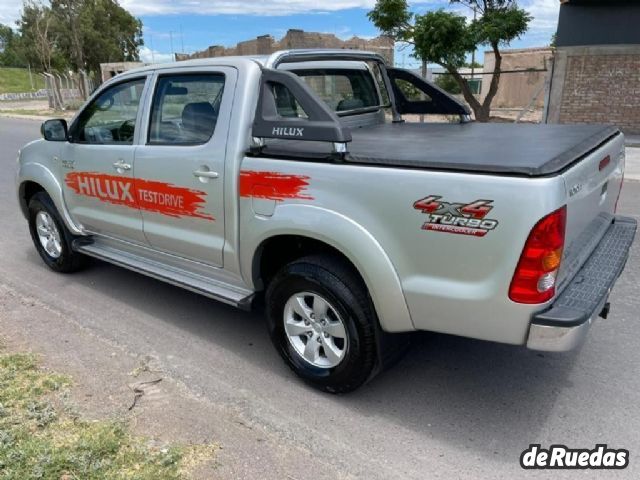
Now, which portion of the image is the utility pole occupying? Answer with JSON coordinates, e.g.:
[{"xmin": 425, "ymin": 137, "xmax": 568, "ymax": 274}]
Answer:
[
  {"xmin": 149, "ymin": 34, "xmax": 155, "ymax": 63},
  {"xmin": 169, "ymin": 31, "xmax": 174, "ymax": 61},
  {"xmin": 28, "ymin": 63, "xmax": 34, "ymax": 90},
  {"xmin": 470, "ymin": 6, "xmax": 477, "ymax": 94},
  {"xmin": 420, "ymin": 59, "xmax": 427, "ymax": 123},
  {"xmin": 180, "ymin": 25, "xmax": 185, "ymax": 53}
]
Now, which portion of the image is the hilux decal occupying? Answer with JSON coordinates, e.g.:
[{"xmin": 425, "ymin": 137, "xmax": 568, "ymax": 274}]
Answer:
[
  {"xmin": 413, "ymin": 195, "xmax": 498, "ymax": 237},
  {"xmin": 65, "ymin": 172, "xmax": 215, "ymax": 221},
  {"xmin": 239, "ymin": 170, "xmax": 314, "ymax": 201}
]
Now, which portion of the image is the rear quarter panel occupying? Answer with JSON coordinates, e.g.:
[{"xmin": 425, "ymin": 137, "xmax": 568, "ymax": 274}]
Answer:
[{"xmin": 238, "ymin": 156, "xmax": 567, "ymax": 344}]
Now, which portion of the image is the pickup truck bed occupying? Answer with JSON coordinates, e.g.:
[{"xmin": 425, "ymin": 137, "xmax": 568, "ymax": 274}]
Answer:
[{"xmin": 260, "ymin": 123, "xmax": 620, "ymax": 177}]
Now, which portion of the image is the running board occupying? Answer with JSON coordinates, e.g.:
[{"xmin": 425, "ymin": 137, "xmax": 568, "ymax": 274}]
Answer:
[{"xmin": 73, "ymin": 241, "xmax": 255, "ymax": 310}]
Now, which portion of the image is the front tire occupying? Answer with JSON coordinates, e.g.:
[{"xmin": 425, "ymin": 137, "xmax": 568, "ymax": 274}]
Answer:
[
  {"xmin": 265, "ymin": 255, "xmax": 378, "ymax": 393},
  {"xmin": 28, "ymin": 192, "xmax": 87, "ymax": 273}
]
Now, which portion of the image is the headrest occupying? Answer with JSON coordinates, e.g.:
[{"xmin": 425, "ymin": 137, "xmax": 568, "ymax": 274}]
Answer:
[{"xmin": 181, "ymin": 102, "xmax": 217, "ymax": 141}]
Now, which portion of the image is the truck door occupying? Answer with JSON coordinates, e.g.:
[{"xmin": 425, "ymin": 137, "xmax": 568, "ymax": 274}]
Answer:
[
  {"xmin": 60, "ymin": 76, "xmax": 149, "ymax": 244},
  {"xmin": 133, "ymin": 68, "xmax": 235, "ymax": 267}
]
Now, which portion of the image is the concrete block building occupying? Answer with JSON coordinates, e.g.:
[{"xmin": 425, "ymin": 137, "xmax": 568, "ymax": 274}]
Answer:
[{"xmin": 482, "ymin": 47, "xmax": 553, "ymax": 109}]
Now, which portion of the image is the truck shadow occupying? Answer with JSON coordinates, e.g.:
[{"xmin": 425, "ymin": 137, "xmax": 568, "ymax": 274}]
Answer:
[
  {"xmin": 35, "ymin": 253, "xmax": 582, "ymax": 463},
  {"xmin": 346, "ymin": 332, "xmax": 579, "ymax": 461}
]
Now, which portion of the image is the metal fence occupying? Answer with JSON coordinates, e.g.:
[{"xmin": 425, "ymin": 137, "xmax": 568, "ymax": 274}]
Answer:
[{"xmin": 41, "ymin": 70, "xmax": 97, "ymax": 110}]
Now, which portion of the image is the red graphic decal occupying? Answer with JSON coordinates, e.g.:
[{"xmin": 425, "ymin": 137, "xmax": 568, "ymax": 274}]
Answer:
[
  {"xmin": 239, "ymin": 170, "xmax": 313, "ymax": 201},
  {"xmin": 65, "ymin": 172, "xmax": 214, "ymax": 221}
]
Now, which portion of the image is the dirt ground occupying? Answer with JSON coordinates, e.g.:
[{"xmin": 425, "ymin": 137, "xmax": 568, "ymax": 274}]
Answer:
[{"xmin": 0, "ymin": 282, "xmax": 348, "ymax": 480}]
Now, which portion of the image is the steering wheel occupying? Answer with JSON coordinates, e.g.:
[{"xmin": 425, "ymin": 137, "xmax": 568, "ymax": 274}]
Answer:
[{"xmin": 117, "ymin": 119, "xmax": 136, "ymax": 142}]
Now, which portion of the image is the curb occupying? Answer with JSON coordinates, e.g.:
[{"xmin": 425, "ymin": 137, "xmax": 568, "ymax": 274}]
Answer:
[{"xmin": 625, "ymin": 135, "xmax": 640, "ymax": 148}]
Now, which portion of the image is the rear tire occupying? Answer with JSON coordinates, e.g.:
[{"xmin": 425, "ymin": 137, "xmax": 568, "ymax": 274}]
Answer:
[
  {"xmin": 28, "ymin": 192, "xmax": 87, "ymax": 273},
  {"xmin": 265, "ymin": 254, "xmax": 379, "ymax": 393}
]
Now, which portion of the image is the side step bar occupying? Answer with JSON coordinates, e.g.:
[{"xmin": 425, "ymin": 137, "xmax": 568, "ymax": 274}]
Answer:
[{"xmin": 73, "ymin": 240, "xmax": 255, "ymax": 310}]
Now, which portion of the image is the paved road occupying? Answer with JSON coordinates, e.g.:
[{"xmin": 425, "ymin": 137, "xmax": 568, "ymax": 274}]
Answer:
[
  {"xmin": 1, "ymin": 117, "xmax": 639, "ymax": 479},
  {"xmin": 625, "ymin": 146, "xmax": 640, "ymax": 181}
]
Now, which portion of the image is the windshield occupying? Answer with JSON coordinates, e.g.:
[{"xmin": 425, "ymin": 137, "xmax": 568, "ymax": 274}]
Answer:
[{"xmin": 293, "ymin": 68, "xmax": 381, "ymax": 114}]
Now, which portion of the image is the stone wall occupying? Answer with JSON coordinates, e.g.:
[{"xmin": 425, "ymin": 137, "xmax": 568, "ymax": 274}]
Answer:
[
  {"xmin": 176, "ymin": 29, "xmax": 395, "ymax": 64},
  {"xmin": 0, "ymin": 90, "xmax": 48, "ymax": 101}
]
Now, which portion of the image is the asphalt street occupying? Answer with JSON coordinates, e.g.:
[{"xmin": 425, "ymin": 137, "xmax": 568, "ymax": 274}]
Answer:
[{"xmin": 1, "ymin": 117, "xmax": 639, "ymax": 479}]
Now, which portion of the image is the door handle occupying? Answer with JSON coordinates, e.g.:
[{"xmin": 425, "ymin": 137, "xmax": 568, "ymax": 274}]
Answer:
[
  {"xmin": 113, "ymin": 160, "xmax": 131, "ymax": 171},
  {"xmin": 193, "ymin": 169, "xmax": 219, "ymax": 179}
]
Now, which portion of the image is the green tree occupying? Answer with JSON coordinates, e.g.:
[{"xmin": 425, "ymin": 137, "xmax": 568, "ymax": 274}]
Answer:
[
  {"xmin": 0, "ymin": 24, "xmax": 23, "ymax": 67},
  {"xmin": 369, "ymin": 0, "xmax": 531, "ymax": 122},
  {"xmin": 434, "ymin": 73, "xmax": 462, "ymax": 95},
  {"xmin": 15, "ymin": 0, "xmax": 142, "ymax": 78},
  {"xmin": 16, "ymin": 1, "xmax": 67, "ymax": 73},
  {"xmin": 51, "ymin": 0, "xmax": 143, "ymax": 78}
]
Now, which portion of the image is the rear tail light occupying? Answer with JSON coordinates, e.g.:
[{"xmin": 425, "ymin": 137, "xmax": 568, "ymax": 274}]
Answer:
[{"xmin": 509, "ymin": 206, "xmax": 567, "ymax": 304}]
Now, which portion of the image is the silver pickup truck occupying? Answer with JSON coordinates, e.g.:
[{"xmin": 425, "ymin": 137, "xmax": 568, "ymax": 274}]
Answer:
[{"xmin": 16, "ymin": 50, "xmax": 636, "ymax": 393}]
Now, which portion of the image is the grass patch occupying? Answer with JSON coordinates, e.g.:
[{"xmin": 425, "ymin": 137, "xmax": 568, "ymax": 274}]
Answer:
[
  {"xmin": 0, "ymin": 352, "xmax": 215, "ymax": 479},
  {"xmin": 0, "ymin": 68, "xmax": 45, "ymax": 94}
]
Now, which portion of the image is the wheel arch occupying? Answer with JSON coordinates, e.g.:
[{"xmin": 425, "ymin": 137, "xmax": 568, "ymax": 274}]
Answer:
[
  {"xmin": 245, "ymin": 205, "xmax": 414, "ymax": 333},
  {"xmin": 17, "ymin": 163, "xmax": 83, "ymax": 235}
]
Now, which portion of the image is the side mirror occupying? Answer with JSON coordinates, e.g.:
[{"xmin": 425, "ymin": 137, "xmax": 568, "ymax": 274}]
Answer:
[{"xmin": 41, "ymin": 119, "xmax": 68, "ymax": 142}]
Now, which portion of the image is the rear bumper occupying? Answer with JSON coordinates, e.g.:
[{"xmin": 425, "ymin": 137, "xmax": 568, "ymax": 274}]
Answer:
[{"xmin": 526, "ymin": 216, "xmax": 637, "ymax": 352}]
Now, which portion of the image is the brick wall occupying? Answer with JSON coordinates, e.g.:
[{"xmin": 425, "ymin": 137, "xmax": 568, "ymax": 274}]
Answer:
[{"xmin": 557, "ymin": 52, "xmax": 640, "ymax": 134}]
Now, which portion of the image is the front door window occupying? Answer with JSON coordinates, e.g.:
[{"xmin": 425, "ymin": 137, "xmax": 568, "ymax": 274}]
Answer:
[{"xmin": 71, "ymin": 78, "xmax": 146, "ymax": 144}]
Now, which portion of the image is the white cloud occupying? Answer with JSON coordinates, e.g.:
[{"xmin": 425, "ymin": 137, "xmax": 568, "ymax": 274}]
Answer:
[
  {"xmin": 119, "ymin": 0, "xmax": 378, "ymax": 17},
  {"xmin": 0, "ymin": 0, "xmax": 23, "ymax": 26},
  {"xmin": 1, "ymin": 0, "xmax": 561, "ymax": 42},
  {"xmin": 524, "ymin": 0, "xmax": 560, "ymax": 33},
  {"xmin": 138, "ymin": 46, "xmax": 175, "ymax": 63}
]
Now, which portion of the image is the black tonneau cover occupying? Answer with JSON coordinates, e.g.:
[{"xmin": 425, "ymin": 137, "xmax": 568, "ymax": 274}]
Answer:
[{"xmin": 258, "ymin": 123, "xmax": 620, "ymax": 177}]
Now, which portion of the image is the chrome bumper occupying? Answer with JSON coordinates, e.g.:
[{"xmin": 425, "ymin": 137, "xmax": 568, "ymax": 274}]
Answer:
[{"xmin": 526, "ymin": 216, "xmax": 636, "ymax": 352}]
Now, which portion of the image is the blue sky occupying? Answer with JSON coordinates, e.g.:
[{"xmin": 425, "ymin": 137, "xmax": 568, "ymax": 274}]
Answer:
[{"xmin": 1, "ymin": 1, "xmax": 561, "ymax": 67}]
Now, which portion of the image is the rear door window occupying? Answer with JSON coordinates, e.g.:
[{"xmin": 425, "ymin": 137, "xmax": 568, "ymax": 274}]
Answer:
[
  {"xmin": 148, "ymin": 74, "xmax": 225, "ymax": 145},
  {"xmin": 293, "ymin": 69, "xmax": 379, "ymax": 113}
]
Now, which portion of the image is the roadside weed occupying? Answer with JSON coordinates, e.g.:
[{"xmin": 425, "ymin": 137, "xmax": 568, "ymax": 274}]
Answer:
[{"xmin": 0, "ymin": 352, "xmax": 216, "ymax": 479}]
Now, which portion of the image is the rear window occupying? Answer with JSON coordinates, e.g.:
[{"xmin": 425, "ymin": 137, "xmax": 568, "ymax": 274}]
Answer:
[
  {"xmin": 148, "ymin": 74, "xmax": 225, "ymax": 145},
  {"xmin": 293, "ymin": 68, "xmax": 380, "ymax": 113}
]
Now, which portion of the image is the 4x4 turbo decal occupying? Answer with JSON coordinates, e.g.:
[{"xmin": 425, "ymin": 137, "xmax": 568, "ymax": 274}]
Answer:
[
  {"xmin": 413, "ymin": 195, "xmax": 498, "ymax": 237},
  {"xmin": 65, "ymin": 172, "xmax": 215, "ymax": 221},
  {"xmin": 239, "ymin": 170, "xmax": 314, "ymax": 201}
]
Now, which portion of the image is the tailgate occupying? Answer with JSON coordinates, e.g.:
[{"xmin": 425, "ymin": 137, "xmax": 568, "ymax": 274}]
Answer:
[{"xmin": 557, "ymin": 131, "xmax": 626, "ymax": 291}]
